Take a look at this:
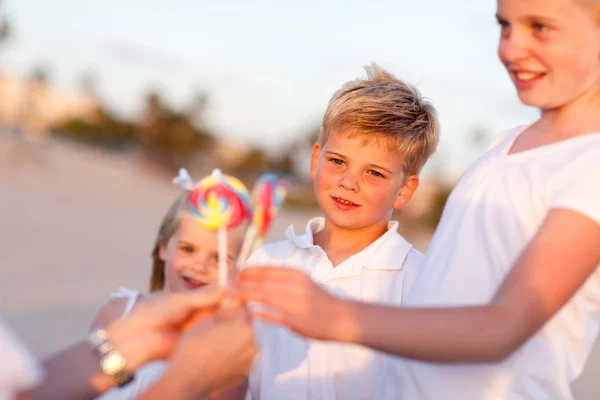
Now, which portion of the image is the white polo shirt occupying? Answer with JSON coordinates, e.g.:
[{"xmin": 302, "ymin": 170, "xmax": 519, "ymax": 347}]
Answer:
[
  {"xmin": 0, "ymin": 316, "xmax": 43, "ymax": 400},
  {"xmin": 246, "ymin": 217, "xmax": 423, "ymax": 400}
]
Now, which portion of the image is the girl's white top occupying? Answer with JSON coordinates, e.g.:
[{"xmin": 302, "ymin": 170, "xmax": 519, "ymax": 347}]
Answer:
[
  {"xmin": 94, "ymin": 287, "xmax": 167, "ymax": 400},
  {"xmin": 401, "ymin": 125, "xmax": 600, "ymax": 399}
]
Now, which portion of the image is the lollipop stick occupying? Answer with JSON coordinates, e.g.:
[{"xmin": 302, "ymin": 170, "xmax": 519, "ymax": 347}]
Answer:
[
  {"xmin": 237, "ymin": 225, "xmax": 258, "ymax": 268},
  {"xmin": 218, "ymin": 226, "xmax": 228, "ymax": 287},
  {"xmin": 251, "ymin": 237, "xmax": 265, "ymax": 254}
]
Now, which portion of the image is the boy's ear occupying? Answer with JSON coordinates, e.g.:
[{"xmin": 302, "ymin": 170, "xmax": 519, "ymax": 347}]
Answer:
[
  {"xmin": 158, "ymin": 242, "xmax": 167, "ymax": 262},
  {"xmin": 393, "ymin": 175, "xmax": 419, "ymax": 210},
  {"xmin": 309, "ymin": 142, "xmax": 322, "ymax": 182}
]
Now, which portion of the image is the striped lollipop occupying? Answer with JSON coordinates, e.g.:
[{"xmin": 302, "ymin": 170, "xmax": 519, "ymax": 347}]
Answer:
[
  {"xmin": 188, "ymin": 170, "xmax": 252, "ymax": 230},
  {"xmin": 252, "ymin": 173, "xmax": 288, "ymax": 238},
  {"xmin": 237, "ymin": 173, "xmax": 289, "ymax": 266},
  {"xmin": 187, "ymin": 169, "xmax": 252, "ymax": 287}
]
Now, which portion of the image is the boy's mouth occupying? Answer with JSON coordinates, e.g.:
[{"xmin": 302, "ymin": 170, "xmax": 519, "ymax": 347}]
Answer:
[{"xmin": 332, "ymin": 196, "xmax": 359, "ymax": 208}]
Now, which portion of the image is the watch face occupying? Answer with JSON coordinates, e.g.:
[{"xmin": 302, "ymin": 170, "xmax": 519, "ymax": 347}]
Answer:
[
  {"xmin": 88, "ymin": 328, "xmax": 109, "ymax": 350},
  {"xmin": 102, "ymin": 351, "xmax": 126, "ymax": 375}
]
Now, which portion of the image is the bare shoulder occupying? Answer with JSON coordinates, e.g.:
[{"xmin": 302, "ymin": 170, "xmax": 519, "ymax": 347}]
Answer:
[{"xmin": 89, "ymin": 297, "xmax": 130, "ymax": 332}]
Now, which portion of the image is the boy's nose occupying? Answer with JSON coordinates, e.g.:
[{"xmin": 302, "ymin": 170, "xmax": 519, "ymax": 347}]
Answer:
[{"xmin": 338, "ymin": 171, "xmax": 359, "ymax": 192}]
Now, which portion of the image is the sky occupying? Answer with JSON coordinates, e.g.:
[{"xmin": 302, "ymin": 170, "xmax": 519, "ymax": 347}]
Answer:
[{"xmin": 0, "ymin": 0, "xmax": 539, "ymax": 178}]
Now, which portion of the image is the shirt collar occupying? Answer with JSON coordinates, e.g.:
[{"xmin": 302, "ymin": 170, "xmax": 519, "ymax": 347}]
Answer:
[
  {"xmin": 284, "ymin": 217, "xmax": 413, "ymax": 271},
  {"xmin": 284, "ymin": 217, "xmax": 324, "ymax": 249}
]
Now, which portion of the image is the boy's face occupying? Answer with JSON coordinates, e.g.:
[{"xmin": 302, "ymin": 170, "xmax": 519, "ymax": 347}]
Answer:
[
  {"xmin": 310, "ymin": 129, "xmax": 418, "ymax": 232},
  {"xmin": 159, "ymin": 212, "xmax": 243, "ymax": 293}
]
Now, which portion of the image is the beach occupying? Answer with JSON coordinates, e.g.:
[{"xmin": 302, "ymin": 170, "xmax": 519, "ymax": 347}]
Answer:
[{"xmin": 1, "ymin": 133, "xmax": 598, "ymax": 398}]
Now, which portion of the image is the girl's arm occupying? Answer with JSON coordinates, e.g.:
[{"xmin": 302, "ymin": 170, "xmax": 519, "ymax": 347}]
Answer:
[
  {"xmin": 239, "ymin": 208, "xmax": 600, "ymax": 362},
  {"xmin": 89, "ymin": 297, "xmax": 129, "ymax": 332}
]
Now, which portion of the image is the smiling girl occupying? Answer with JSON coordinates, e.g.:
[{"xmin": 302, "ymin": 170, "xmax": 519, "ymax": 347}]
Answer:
[{"xmin": 90, "ymin": 172, "xmax": 248, "ymax": 400}]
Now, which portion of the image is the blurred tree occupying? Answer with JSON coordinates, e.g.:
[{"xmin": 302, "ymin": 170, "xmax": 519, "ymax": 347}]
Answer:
[
  {"xmin": 271, "ymin": 153, "xmax": 294, "ymax": 175},
  {"xmin": 137, "ymin": 89, "xmax": 214, "ymax": 169},
  {"xmin": 0, "ymin": 17, "xmax": 10, "ymax": 46},
  {"xmin": 279, "ymin": 125, "xmax": 319, "ymax": 181},
  {"xmin": 29, "ymin": 65, "xmax": 51, "ymax": 85},
  {"xmin": 53, "ymin": 70, "xmax": 136, "ymax": 148},
  {"xmin": 56, "ymin": 109, "xmax": 136, "ymax": 149},
  {"xmin": 184, "ymin": 89, "xmax": 209, "ymax": 124},
  {"xmin": 137, "ymin": 91, "xmax": 166, "ymax": 148},
  {"xmin": 238, "ymin": 147, "xmax": 269, "ymax": 170}
]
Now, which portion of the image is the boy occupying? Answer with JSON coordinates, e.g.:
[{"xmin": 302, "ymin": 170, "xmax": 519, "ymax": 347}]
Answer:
[{"xmin": 244, "ymin": 64, "xmax": 438, "ymax": 399}]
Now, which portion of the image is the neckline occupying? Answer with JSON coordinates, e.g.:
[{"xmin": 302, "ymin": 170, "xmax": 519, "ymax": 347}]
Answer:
[{"xmin": 504, "ymin": 124, "xmax": 600, "ymax": 160}]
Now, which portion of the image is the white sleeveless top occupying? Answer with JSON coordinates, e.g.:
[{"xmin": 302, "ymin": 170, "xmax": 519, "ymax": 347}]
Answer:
[{"xmin": 94, "ymin": 287, "xmax": 168, "ymax": 400}]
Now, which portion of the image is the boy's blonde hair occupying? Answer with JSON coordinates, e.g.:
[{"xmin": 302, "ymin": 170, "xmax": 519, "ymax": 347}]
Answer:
[
  {"xmin": 149, "ymin": 191, "xmax": 190, "ymax": 292},
  {"xmin": 319, "ymin": 64, "xmax": 438, "ymax": 175},
  {"xmin": 576, "ymin": 0, "xmax": 600, "ymax": 21}
]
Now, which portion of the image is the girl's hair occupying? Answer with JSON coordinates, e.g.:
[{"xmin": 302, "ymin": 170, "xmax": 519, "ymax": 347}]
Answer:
[{"xmin": 149, "ymin": 190, "xmax": 191, "ymax": 292}]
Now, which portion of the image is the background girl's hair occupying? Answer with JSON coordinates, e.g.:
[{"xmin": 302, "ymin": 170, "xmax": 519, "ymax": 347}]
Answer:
[{"xmin": 149, "ymin": 190, "xmax": 191, "ymax": 292}]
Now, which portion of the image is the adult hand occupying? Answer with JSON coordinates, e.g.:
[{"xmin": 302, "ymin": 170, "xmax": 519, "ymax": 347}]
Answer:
[
  {"xmin": 105, "ymin": 285, "xmax": 224, "ymax": 372},
  {"xmin": 164, "ymin": 301, "xmax": 257, "ymax": 397}
]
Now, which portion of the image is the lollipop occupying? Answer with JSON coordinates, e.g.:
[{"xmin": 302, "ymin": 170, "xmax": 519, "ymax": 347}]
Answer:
[
  {"xmin": 188, "ymin": 170, "xmax": 252, "ymax": 230},
  {"xmin": 185, "ymin": 169, "xmax": 252, "ymax": 287},
  {"xmin": 237, "ymin": 173, "xmax": 289, "ymax": 266}
]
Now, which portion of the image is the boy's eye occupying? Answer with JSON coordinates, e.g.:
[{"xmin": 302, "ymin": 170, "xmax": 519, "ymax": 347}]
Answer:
[
  {"xmin": 329, "ymin": 157, "xmax": 344, "ymax": 166},
  {"xmin": 369, "ymin": 170, "xmax": 384, "ymax": 178},
  {"xmin": 532, "ymin": 22, "xmax": 546, "ymax": 32}
]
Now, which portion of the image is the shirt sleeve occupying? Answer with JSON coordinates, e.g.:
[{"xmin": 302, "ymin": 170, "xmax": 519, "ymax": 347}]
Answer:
[
  {"xmin": 550, "ymin": 151, "xmax": 600, "ymax": 226},
  {"xmin": 0, "ymin": 316, "xmax": 44, "ymax": 398}
]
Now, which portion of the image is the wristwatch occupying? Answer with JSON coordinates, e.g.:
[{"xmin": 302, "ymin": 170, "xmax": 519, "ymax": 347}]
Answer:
[{"xmin": 88, "ymin": 328, "xmax": 135, "ymax": 387}]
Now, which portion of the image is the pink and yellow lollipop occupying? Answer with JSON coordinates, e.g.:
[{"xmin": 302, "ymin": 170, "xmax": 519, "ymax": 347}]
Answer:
[
  {"xmin": 188, "ymin": 169, "xmax": 252, "ymax": 286},
  {"xmin": 188, "ymin": 171, "xmax": 252, "ymax": 230}
]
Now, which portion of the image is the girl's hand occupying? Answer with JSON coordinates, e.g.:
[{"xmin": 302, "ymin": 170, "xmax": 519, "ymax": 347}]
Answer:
[{"xmin": 236, "ymin": 267, "xmax": 355, "ymax": 342}]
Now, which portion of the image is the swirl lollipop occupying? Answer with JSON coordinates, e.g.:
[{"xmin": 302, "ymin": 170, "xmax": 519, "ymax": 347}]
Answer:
[
  {"xmin": 237, "ymin": 173, "xmax": 289, "ymax": 266},
  {"xmin": 189, "ymin": 170, "xmax": 252, "ymax": 230},
  {"xmin": 187, "ymin": 169, "xmax": 252, "ymax": 287}
]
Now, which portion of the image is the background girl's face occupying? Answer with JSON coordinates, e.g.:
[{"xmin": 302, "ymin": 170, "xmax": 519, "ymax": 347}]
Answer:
[
  {"xmin": 497, "ymin": 0, "xmax": 600, "ymax": 110},
  {"xmin": 160, "ymin": 212, "xmax": 243, "ymax": 293}
]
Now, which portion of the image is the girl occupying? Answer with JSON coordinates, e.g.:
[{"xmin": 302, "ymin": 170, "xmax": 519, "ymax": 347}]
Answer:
[
  {"xmin": 238, "ymin": 0, "xmax": 600, "ymax": 398},
  {"xmin": 92, "ymin": 170, "xmax": 249, "ymax": 400}
]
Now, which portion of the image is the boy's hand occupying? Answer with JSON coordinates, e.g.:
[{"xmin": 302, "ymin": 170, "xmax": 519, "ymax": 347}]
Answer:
[{"xmin": 236, "ymin": 267, "xmax": 355, "ymax": 342}]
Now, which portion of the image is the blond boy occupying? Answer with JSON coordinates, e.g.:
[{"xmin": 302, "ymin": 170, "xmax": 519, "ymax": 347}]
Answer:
[{"xmin": 245, "ymin": 64, "xmax": 438, "ymax": 399}]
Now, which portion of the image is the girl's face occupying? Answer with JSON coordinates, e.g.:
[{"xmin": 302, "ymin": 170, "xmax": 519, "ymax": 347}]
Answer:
[
  {"xmin": 159, "ymin": 212, "xmax": 243, "ymax": 293},
  {"xmin": 497, "ymin": 0, "xmax": 600, "ymax": 110}
]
